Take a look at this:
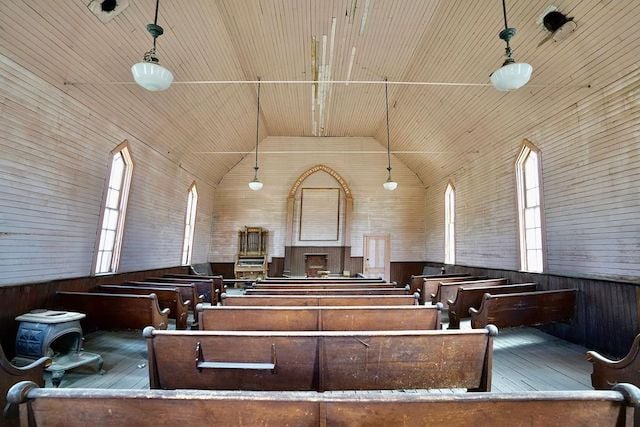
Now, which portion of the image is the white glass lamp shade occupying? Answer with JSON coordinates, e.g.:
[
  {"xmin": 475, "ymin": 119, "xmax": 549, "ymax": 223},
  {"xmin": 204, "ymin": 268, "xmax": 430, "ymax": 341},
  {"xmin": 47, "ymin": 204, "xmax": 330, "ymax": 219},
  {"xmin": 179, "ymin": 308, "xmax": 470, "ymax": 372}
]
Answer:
[
  {"xmin": 248, "ymin": 179, "xmax": 263, "ymax": 191},
  {"xmin": 490, "ymin": 62, "xmax": 533, "ymax": 92},
  {"xmin": 383, "ymin": 179, "xmax": 398, "ymax": 191},
  {"xmin": 131, "ymin": 62, "xmax": 173, "ymax": 91}
]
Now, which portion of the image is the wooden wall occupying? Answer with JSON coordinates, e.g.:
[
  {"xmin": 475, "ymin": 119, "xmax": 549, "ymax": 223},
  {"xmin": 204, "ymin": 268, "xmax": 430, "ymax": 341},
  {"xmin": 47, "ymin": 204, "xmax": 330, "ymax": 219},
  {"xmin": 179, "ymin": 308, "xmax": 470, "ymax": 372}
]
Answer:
[
  {"xmin": 0, "ymin": 265, "xmax": 189, "ymax": 357},
  {"xmin": 424, "ymin": 67, "xmax": 640, "ymax": 283},
  {"xmin": 210, "ymin": 136, "xmax": 427, "ymax": 264},
  {"xmin": 423, "ymin": 262, "xmax": 638, "ymax": 359},
  {"xmin": 0, "ymin": 54, "xmax": 215, "ymax": 286}
]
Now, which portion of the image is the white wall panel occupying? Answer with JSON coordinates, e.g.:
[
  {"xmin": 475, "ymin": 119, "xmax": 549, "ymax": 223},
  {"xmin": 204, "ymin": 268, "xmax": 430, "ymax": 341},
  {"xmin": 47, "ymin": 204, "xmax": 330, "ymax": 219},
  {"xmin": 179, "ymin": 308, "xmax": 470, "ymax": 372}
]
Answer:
[
  {"xmin": 425, "ymin": 72, "xmax": 640, "ymax": 281},
  {"xmin": 210, "ymin": 136, "xmax": 427, "ymax": 262},
  {"xmin": 0, "ymin": 54, "xmax": 214, "ymax": 286}
]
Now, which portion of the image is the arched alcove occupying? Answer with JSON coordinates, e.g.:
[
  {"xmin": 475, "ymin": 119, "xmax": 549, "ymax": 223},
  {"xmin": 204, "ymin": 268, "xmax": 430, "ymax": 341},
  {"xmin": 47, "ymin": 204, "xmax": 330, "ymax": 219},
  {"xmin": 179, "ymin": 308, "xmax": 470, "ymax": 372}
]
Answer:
[{"xmin": 283, "ymin": 165, "xmax": 353, "ymax": 276}]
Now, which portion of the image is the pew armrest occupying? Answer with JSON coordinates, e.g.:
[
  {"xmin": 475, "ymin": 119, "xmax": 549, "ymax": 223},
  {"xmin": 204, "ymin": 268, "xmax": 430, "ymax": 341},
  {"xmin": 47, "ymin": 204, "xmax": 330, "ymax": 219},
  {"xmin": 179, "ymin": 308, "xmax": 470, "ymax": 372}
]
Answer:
[
  {"xmin": 587, "ymin": 334, "xmax": 640, "ymax": 370},
  {"xmin": 198, "ymin": 295, "xmax": 205, "ymax": 303},
  {"xmin": 468, "ymin": 307, "xmax": 480, "ymax": 315},
  {"xmin": 446, "ymin": 299, "xmax": 455, "ymax": 306},
  {"xmin": 161, "ymin": 308, "xmax": 171, "ymax": 316},
  {"xmin": 195, "ymin": 342, "xmax": 277, "ymax": 373},
  {"xmin": 182, "ymin": 299, "xmax": 192, "ymax": 308}
]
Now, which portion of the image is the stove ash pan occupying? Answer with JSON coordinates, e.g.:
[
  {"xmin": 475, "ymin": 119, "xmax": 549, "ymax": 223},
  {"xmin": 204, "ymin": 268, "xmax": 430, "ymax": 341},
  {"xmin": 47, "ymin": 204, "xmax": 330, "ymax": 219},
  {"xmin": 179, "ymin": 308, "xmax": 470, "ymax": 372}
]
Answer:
[{"xmin": 14, "ymin": 310, "xmax": 85, "ymax": 360}]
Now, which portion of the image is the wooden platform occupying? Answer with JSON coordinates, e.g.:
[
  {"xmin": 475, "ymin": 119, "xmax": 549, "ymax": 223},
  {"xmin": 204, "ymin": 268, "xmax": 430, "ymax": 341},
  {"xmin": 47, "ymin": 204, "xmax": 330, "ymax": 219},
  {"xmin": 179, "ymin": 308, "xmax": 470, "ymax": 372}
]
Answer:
[{"xmin": 44, "ymin": 321, "xmax": 593, "ymax": 392}]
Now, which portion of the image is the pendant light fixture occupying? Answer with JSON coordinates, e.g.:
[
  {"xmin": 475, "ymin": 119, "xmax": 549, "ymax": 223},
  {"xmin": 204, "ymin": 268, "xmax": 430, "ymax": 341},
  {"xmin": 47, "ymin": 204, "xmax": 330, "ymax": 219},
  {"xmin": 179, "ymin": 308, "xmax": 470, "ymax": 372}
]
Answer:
[
  {"xmin": 490, "ymin": 0, "xmax": 533, "ymax": 92},
  {"xmin": 248, "ymin": 77, "xmax": 264, "ymax": 191},
  {"xmin": 131, "ymin": 0, "xmax": 173, "ymax": 91},
  {"xmin": 382, "ymin": 78, "xmax": 398, "ymax": 191}
]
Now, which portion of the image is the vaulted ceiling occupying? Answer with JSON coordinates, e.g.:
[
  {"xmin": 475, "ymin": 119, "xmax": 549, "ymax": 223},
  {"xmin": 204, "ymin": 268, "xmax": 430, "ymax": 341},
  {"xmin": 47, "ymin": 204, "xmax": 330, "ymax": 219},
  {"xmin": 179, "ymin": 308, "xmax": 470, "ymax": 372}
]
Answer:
[{"xmin": 1, "ymin": 0, "xmax": 636, "ymax": 187}]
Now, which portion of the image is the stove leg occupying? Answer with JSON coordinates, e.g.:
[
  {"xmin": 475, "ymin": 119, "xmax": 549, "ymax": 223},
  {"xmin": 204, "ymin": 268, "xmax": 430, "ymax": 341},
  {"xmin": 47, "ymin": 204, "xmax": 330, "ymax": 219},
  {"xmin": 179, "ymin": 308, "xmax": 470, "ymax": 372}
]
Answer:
[
  {"xmin": 51, "ymin": 370, "xmax": 65, "ymax": 388},
  {"xmin": 97, "ymin": 356, "xmax": 105, "ymax": 375}
]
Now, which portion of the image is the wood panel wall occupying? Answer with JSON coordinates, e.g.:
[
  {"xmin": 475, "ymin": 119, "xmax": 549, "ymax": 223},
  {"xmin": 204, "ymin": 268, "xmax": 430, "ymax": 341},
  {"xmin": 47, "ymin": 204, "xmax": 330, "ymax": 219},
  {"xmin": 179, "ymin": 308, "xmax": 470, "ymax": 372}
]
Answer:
[
  {"xmin": 423, "ymin": 262, "xmax": 638, "ymax": 359},
  {"xmin": 210, "ymin": 136, "xmax": 427, "ymax": 264},
  {"xmin": 0, "ymin": 266, "xmax": 189, "ymax": 357},
  {"xmin": 0, "ymin": 54, "xmax": 215, "ymax": 286},
  {"xmin": 424, "ymin": 61, "xmax": 640, "ymax": 283}
]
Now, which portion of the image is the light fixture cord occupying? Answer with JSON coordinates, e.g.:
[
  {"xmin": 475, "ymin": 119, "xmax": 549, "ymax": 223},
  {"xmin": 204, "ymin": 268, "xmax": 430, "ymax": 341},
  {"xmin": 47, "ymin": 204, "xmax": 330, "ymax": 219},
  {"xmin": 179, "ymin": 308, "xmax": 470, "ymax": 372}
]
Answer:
[
  {"xmin": 152, "ymin": 0, "xmax": 160, "ymax": 49},
  {"xmin": 500, "ymin": 0, "xmax": 513, "ymax": 59},
  {"xmin": 384, "ymin": 78, "xmax": 392, "ymax": 177},
  {"xmin": 254, "ymin": 77, "xmax": 261, "ymax": 178}
]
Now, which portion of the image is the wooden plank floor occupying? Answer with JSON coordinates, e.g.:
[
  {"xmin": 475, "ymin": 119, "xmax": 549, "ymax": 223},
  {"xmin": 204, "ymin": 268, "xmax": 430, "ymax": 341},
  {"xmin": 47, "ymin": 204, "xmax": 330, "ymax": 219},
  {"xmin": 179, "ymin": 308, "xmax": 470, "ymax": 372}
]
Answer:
[{"xmin": 46, "ymin": 324, "xmax": 593, "ymax": 392}]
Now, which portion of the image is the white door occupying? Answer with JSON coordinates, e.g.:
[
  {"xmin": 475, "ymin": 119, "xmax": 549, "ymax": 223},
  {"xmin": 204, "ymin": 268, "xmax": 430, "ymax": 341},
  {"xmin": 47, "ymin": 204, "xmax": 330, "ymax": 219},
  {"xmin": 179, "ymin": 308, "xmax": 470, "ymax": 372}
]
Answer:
[{"xmin": 363, "ymin": 234, "xmax": 390, "ymax": 281}]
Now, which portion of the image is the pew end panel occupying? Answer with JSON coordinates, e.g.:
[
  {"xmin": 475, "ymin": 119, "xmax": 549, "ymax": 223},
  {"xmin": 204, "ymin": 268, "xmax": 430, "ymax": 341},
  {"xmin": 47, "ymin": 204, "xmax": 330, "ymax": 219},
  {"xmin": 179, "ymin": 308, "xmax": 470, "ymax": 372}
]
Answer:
[
  {"xmin": 588, "ymin": 334, "xmax": 640, "ymax": 390},
  {"xmin": 1, "ymin": 347, "xmax": 50, "ymax": 426}
]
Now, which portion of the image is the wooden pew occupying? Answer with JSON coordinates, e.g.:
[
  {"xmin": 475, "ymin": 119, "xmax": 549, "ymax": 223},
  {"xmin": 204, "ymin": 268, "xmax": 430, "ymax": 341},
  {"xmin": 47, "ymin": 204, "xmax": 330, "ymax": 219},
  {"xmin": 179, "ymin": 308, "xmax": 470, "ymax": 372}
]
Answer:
[
  {"xmin": 143, "ymin": 326, "xmax": 497, "ymax": 391},
  {"xmin": 126, "ymin": 281, "xmax": 204, "ymax": 321},
  {"xmin": 244, "ymin": 287, "xmax": 409, "ymax": 296},
  {"xmin": 447, "ymin": 283, "xmax": 537, "ymax": 329},
  {"xmin": 430, "ymin": 278, "xmax": 509, "ymax": 305},
  {"xmin": 163, "ymin": 274, "xmax": 225, "ymax": 304},
  {"xmin": 256, "ymin": 278, "xmax": 386, "ymax": 284},
  {"xmin": 145, "ymin": 277, "xmax": 218, "ymax": 305},
  {"xmin": 470, "ymin": 289, "xmax": 577, "ymax": 329},
  {"xmin": 1, "ymin": 347, "xmax": 50, "ymax": 426},
  {"xmin": 49, "ymin": 292, "xmax": 170, "ymax": 331},
  {"xmin": 409, "ymin": 273, "xmax": 471, "ymax": 294},
  {"xmin": 588, "ymin": 333, "xmax": 640, "ymax": 390},
  {"xmin": 419, "ymin": 276, "xmax": 489, "ymax": 304},
  {"xmin": 253, "ymin": 282, "xmax": 399, "ymax": 289},
  {"xmin": 198, "ymin": 304, "xmax": 443, "ymax": 331},
  {"xmin": 97, "ymin": 285, "xmax": 191, "ymax": 330},
  {"xmin": 9, "ymin": 382, "xmax": 640, "ymax": 427},
  {"xmin": 221, "ymin": 294, "xmax": 420, "ymax": 306}
]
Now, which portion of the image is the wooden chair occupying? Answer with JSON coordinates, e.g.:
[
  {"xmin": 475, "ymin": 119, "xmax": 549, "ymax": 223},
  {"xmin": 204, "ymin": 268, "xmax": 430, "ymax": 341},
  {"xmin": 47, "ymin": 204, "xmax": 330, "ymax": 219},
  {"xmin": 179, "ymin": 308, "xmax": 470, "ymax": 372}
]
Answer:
[
  {"xmin": 1, "ymin": 345, "xmax": 50, "ymax": 426},
  {"xmin": 11, "ymin": 381, "xmax": 640, "ymax": 426},
  {"xmin": 588, "ymin": 334, "xmax": 640, "ymax": 390}
]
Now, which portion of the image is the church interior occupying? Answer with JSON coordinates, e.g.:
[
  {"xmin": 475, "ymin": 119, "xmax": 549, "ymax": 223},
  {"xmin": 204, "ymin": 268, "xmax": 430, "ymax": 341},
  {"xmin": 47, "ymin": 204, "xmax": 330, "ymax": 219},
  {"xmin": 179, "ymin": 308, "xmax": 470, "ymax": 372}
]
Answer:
[{"xmin": 1, "ymin": 0, "xmax": 639, "ymax": 425}]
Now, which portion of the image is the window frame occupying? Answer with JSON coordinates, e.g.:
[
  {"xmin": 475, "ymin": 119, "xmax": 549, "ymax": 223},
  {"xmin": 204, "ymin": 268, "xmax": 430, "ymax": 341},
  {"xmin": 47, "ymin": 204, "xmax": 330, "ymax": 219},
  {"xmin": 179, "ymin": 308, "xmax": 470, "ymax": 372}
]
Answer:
[
  {"xmin": 93, "ymin": 141, "xmax": 133, "ymax": 275},
  {"xmin": 444, "ymin": 181, "xmax": 456, "ymax": 265},
  {"xmin": 515, "ymin": 139, "xmax": 546, "ymax": 273},
  {"xmin": 181, "ymin": 182, "xmax": 198, "ymax": 266}
]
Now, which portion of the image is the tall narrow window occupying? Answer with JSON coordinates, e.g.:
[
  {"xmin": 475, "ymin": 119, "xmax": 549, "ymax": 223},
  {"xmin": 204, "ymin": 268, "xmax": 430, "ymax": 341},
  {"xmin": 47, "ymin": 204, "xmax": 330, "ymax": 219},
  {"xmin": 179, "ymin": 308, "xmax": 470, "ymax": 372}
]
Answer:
[
  {"xmin": 444, "ymin": 182, "xmax": 455, "ymax": 264},
  {"xmin": 516, "ymin": 141, "xmax": 544, "ymax": 273},
  {"xmin": 95, "ymin": 143, "xmax": 133, "ymax": 274},
  {"xmin": 181, "ymin": 183, "xmax": 198, "ymax": 265}
]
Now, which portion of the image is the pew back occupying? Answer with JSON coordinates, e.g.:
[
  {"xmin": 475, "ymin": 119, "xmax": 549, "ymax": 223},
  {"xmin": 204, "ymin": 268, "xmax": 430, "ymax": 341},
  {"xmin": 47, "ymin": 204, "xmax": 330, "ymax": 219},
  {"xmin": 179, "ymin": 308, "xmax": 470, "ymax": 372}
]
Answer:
[
  {"xmin": 98, "ymin": 285, "xmax": 190, "ymax": 330},
  {"xmin": 10, "ymin": 383, "xmax": 640, "ymax": 427},
  {"xmin": 49, "ymin": 292, "xmax": 169, "ymax": 331},
  {"xmin": 198, "ymin": 305, "xmax": 442, "ymax": 331},
  {"xmin": 470, "ymin": 289, "xmax": 577, "ymax": 329},
  {"xmin": 144, "ymin": 327, "xmax": 496, "ymax": 392},
  {"xmin": 431, "ymin": 278, "xmax": 509, "ymax": 305},
  {"xmin": 244, "ymin": 287, "xmax": 408, "ymax": 296},
  {"xmin": 420, "ymin": 276, "xmax": 488, "ymax": 304},
  {"xmin": 409, "ymin": 273, "xmax": 471, "ymax": 294},
  {"xmin": 447, "ymin": 283, "xmax": 537, "ymax": 329},
  {"xmin": 253, "ymin": 283, "xmax": 398, "ymax": 289},
  {"xmin": 145, "ymin": 277, "xmax": 217, "ymax": 304},
  {"xmin": 221, "ymin": 294, "xmax": 419, "ymax": 306},
  {"xmin": 587, "ymin": 333, "xmax": 640, "ymax": 390}
]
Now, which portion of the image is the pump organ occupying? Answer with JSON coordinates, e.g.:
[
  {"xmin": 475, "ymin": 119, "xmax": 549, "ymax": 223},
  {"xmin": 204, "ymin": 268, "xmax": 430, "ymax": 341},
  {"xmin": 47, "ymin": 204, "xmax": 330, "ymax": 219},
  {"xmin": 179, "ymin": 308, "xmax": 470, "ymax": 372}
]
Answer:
[{"xmin": 234, "ymin": 226, "xmax": 269, "ymax": 279}]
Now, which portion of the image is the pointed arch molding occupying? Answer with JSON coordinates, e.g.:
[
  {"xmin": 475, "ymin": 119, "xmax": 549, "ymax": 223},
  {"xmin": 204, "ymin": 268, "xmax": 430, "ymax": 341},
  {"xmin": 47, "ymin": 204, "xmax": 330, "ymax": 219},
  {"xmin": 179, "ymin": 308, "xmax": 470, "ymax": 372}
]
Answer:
[
  {"xmin": 288, "ymin": 164, "xmax": 353, "ymax": 199},
  {"xmin": 284, "ymin": 164, "xmax": 353, "ymax": 275}
]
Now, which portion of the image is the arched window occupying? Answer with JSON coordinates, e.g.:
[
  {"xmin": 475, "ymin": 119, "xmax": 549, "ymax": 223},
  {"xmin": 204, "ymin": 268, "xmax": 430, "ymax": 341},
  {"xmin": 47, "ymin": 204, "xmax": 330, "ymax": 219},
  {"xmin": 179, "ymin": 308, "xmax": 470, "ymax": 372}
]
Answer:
[
  {"xmin": 95, "ymin": 142, "xmax": 133, "ymax": 274},
  {"xmin": 444, "ymin": 182, "xmax": 455, "ymax": 265},
  {"xmin": 516, "ymin": 141, "xmax": 544, "ymax": 272},
  {"xmin": 181, "ymin": 183, "xmax": 198, "ymax": 265}
]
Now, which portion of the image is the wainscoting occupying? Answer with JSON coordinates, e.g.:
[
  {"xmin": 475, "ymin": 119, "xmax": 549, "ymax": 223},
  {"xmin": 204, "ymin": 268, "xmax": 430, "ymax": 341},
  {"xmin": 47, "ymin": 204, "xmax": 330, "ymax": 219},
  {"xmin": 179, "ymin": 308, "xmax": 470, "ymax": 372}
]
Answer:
[
  {"xmin": 0, "ymin": 266, "xmax": 189, "ymax": 357},
  {"xmin": 423, "ymin": 262, "xmax": 639, "ymax": 359},
  {"xmin": 284, "ymin": 246, "xmax": 351, "ymax": 277}
]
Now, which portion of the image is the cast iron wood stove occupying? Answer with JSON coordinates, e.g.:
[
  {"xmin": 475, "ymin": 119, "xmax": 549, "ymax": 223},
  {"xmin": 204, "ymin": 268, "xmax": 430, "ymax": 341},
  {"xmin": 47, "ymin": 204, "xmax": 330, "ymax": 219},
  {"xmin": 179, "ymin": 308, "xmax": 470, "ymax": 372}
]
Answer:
[{"xmin": 12, "ymin": 310, "xmax": 103, "ymax": 387}]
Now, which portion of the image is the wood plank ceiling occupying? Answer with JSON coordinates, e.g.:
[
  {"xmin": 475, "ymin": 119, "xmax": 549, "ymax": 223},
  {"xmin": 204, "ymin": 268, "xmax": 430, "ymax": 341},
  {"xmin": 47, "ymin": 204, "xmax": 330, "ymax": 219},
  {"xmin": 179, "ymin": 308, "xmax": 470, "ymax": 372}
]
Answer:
[{"xmin": 0, "ymin": 0, "xmax": 637, "ymax": 187}]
